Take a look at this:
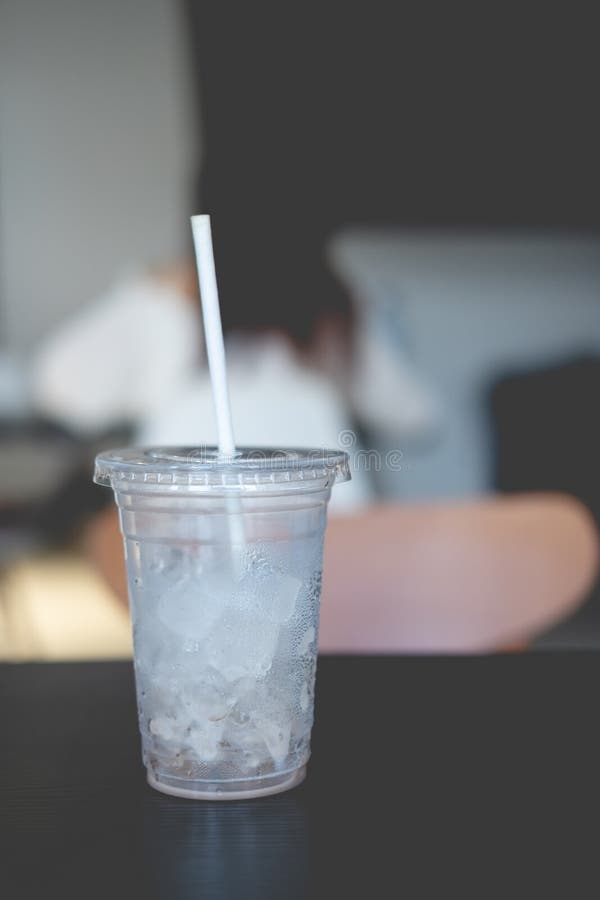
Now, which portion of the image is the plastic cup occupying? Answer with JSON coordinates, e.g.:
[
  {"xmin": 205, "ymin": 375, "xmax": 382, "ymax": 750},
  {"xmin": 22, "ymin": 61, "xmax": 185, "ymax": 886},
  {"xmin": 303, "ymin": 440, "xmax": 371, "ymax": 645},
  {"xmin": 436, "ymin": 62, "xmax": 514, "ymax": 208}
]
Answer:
[{"xmin": 94, "ymin": 446, "xmax": 349, "ymax": 800}]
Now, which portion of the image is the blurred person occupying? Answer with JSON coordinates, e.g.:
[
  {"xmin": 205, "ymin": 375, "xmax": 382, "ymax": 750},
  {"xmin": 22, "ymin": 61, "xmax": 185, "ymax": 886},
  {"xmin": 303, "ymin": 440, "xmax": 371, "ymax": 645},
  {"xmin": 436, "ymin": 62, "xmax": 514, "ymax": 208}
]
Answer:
[{"xmin": 29, "ymin": 253, "xmax": 437, "ymax": 514}]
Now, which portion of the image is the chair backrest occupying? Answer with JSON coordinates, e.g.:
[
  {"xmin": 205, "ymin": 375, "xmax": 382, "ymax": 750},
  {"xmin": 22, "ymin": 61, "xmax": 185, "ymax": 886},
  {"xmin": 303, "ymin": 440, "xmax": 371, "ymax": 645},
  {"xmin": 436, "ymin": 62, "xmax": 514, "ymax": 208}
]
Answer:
[{"xmin": 319, "ymin": 495, "xmax": 599, "ymax": 653}]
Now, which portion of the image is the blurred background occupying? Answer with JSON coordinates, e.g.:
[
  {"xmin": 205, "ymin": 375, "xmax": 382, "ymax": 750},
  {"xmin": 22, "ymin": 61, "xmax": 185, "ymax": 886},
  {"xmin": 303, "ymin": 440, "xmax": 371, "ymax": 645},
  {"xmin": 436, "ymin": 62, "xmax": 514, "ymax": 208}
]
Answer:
[{"xmin": 1, "ymin": 1, "xmax": 599, "ymax": 658}]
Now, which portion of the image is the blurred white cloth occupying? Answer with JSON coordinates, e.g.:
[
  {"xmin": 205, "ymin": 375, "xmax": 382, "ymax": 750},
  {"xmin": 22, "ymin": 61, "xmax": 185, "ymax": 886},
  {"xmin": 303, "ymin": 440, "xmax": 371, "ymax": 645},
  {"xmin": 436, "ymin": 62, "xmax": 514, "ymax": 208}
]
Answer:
[
  {"xmin": 30, "ymin": 273, "xmax": 202, "ymax": 434},
  {"xmin": 139, "ymin": 334, "xmax": 372, "ymax": 513}
]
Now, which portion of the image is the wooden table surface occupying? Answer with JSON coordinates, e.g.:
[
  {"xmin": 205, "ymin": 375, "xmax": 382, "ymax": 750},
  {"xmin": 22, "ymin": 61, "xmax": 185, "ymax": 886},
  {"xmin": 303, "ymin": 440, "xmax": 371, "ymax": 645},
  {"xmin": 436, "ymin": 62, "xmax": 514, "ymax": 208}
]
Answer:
[{"xmin": 2, "ymin": 655, "xmax": 598, "ymax": 897}]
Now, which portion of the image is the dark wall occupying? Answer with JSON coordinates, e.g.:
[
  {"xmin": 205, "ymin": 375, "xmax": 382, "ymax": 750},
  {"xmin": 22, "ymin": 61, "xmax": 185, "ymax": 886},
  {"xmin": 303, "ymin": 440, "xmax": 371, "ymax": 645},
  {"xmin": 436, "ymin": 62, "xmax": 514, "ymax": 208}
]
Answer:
[
  {"xmin": 184, "ymin": 3, "xmax": 599, "ymax": 341},
  {"xmin": 187, "ymin": 2, "xmax": 600, "ymax": 230}
]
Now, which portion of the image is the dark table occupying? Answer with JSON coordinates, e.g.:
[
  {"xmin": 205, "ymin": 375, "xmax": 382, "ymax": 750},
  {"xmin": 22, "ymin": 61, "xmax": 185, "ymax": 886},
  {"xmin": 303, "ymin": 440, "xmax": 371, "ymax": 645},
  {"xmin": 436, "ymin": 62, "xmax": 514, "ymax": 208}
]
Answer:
[{"xmin": 2, "ymin": 656, "xmax": 599, "ymax": 897}]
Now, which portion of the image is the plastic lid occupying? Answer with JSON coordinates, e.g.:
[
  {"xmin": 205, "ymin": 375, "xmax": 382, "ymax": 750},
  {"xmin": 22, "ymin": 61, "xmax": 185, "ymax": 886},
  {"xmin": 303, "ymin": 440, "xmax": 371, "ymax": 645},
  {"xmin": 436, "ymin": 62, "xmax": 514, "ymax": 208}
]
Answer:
[{"xmin": 94, "ymin": 446, "xmax": 351, "ymax": 493}]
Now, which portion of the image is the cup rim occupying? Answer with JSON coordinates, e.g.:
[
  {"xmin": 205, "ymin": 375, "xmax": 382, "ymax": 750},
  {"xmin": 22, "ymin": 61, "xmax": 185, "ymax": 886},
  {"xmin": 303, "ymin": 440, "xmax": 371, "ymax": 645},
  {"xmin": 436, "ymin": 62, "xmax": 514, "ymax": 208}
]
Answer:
[{"xmin": 94, "ymin": 445, "xmax": 351, "ymax": 493}]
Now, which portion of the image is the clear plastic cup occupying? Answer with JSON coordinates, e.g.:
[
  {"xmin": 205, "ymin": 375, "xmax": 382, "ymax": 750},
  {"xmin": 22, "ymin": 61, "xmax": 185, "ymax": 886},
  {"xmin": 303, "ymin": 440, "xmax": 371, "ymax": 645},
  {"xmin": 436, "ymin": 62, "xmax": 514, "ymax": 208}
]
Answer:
[{"xmin": 94, "ymin": 446, "xmax": 349, "ymax": 800}]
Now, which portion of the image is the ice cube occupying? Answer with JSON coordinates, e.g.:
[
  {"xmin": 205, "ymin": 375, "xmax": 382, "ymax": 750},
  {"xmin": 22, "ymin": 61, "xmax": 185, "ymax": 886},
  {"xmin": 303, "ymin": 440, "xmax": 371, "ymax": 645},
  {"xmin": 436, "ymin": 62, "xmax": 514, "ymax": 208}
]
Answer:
[
  {"xmin": 206, "ymin": 607, "xmax": 280, "ymax": 681},
  {"xmin": 224, "ymin": 710, "xmax": 290, "ymax": 768},
  {"xmin": 299, "ymin": 682, "xmax": 310, "ymax": 712},
  {"xmin": 237, "ymin": 572, "xmax": 301, "ymax": 624},
  {"xmin": 256, "ymin": 717, "xmax": 291, "ymax": 765},
  {"xmin": 187, "ymin": 719, "xmax": 226, "ymax": 761},
  {"xmin": 193, "ymin": 680, "xmax": 232, "ymax": 722},
  {"xmin": 265, "ymin": 573, "xmax": 301, "ymax": 624},
  {"xmin": 149, "ymin": 716, "xmax": 178, "ymax": 742},
  {"xmin": 297, "ymin": 625, "xmax": 315, "ymax": 655},
  {"xmin": 227, "ymin": 677, "xmax": 294, "ymax": 766},
  {"xmin": 157, "ymin": 569, "xmax": 236, "ymax": 640}
]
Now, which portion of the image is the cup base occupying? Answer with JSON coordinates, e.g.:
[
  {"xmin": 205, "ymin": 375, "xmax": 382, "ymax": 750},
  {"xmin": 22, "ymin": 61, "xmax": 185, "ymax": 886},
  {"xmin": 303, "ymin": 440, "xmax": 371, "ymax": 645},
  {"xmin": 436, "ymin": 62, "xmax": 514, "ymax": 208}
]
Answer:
[{"xmin": 146, "ymin": 765, "xmax": 306, "ymax": 801}]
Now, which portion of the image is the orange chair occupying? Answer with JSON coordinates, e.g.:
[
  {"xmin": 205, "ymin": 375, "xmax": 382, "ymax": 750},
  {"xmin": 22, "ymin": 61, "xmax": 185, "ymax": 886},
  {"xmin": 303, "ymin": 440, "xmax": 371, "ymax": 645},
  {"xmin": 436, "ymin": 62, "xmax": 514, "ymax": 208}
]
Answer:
[{"xmin": 319, "ymin": 494, "xmax": 598, "ymax": 652}]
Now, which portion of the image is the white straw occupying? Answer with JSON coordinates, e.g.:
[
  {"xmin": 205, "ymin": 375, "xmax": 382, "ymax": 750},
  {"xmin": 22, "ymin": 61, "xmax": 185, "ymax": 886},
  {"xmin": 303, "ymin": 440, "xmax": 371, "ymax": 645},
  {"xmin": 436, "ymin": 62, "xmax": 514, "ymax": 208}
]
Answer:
[
  {"xmin": 191, "ymin": 214, "xmax": 245, "ymax": 566},
  {"xmin": 191, "ymin": 214, "xmax": 236, "ymax": 457}
]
